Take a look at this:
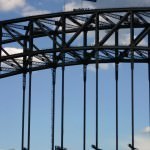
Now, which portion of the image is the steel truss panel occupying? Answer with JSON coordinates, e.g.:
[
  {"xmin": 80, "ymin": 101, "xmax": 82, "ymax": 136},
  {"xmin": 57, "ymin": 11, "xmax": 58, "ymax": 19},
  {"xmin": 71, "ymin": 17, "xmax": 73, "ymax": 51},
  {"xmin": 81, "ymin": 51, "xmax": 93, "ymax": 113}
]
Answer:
[{"xmin": 0, "ymin": 7, "xmax": 150, "ymax": 78}]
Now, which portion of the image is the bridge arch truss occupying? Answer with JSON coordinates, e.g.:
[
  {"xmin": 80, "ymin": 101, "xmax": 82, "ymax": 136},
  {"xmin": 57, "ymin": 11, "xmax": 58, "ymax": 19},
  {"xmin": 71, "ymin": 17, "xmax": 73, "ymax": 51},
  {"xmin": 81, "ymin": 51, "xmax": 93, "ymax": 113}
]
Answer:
[
  {"xmin": 1, "ymin": 7, "xmax": 150, "ymax": 150},
  {"xmin": 0, "ymin": 7, "xmax": 150, "ymax": 78}
]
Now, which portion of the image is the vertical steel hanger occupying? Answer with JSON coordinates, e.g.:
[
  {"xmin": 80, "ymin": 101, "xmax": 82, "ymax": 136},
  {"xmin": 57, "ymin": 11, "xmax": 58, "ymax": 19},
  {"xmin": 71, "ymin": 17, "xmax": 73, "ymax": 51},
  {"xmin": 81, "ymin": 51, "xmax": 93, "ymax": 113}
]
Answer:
[
  {"xmin": 51, "ymin": 35, "xmax": 57, "ymax": 150},
  {"xmin": 115, "ymin": 63, "xmax": 119, "ymax": 150},
  {"xmin": 55, "ymin": 15, "xmax": 66, "ymax": 150},
  {"xmin": 61, "ymin": 63, "xmax": 65, "ymax": 150},
  {"xmin": 61, "ymin": 16, "xmax": 66, "ymax": 150},
  {"xmin": 21, "ymin": 39, "xmax": 27, "ymax": 150},
  {"xmin": 131, "ymin": 58, "xmax": 135, "ymax": 150},
  {"xmin": 22, "ymin": 73, "xmax": 26, "ymax": 150},
  {"xmin": 83, "ymin": 64, "xmax": 87, "ymax": 150},
  {"xmin": 148, "ymin": 33, "xmax": 150, "ymax": 134},
  {"xmin": 51, "ymin": 68, "xmax": 56, "ymax": 150},
  {"xmin": 131, "ymin": 15, "xmax": 135, "ymax": 150},
  {"xmin": 148, "ymin": 62, "xmax": 150, "ymax": 132},
  {"xmin": 27, "ymin": 68, "xmax": 32, "ymax": 150},
  {"xmin": 91, "ymin": 12, "xmax": 102, "ymax": 150},
  {"xmin": 95, "ymin": 52, "xmax": 99, "ymax": 150},
  {"xmin": 83, "ymin": 31, "xmax": 87, "ymax": 150},
  {"xmin": 115, "ymin": 31, "xmax": 119, "ymax": 150},
  {"xmin": 27, "ymin": 21, "xmax": 33, "ymax": 150},
  {"xmin": 129, "ymin": 12, "xmax": 136, "ymax": 150},
  {"xmin": 95, "ymin": 12, "xmax": 99, "ymax": 150}
]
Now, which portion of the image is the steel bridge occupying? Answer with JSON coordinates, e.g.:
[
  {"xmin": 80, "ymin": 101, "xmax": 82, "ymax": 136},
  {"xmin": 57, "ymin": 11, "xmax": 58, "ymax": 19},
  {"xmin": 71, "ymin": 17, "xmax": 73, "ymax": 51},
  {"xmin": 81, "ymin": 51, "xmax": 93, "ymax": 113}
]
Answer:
[{"xmin": 1, "ymin": 7, "xmax": 150, "ymax": 150}]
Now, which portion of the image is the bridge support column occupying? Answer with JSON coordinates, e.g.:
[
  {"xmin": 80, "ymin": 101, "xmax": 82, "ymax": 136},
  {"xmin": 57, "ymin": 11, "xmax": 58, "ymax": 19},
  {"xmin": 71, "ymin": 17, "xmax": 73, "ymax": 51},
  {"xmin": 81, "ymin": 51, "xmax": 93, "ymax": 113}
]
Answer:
[
  {"xmin": 51, "ymin": 35, "xmax": 57, "ymax": 150},
  {"xmin": 27, "ymin": 21, "xmax": 33, "ymax": 150},
  {"xmin": 61, "ymin": 15, "xmax": 66, "ymax": 150},
  {"xmin": 148, "ymin": 33, "xmax": 150, "ymax": 133},
  {"xmin": 115, "ymin": 31, "xmax": 119, "ymax": 150},
  {"xmin": 83, "ymin": 30, "xmax": 87, "ymax": 150},
  {"xmin": 95, "ymin": 12, "xmax": 100, "ymax": 150},
  {"xmin": 130, "ymin": 11, "xmax": 135, "ymax": 150}
]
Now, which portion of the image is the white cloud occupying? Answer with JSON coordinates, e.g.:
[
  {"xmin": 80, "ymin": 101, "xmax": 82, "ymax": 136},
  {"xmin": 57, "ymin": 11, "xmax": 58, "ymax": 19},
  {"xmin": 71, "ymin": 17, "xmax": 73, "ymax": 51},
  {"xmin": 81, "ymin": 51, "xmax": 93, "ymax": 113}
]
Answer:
[
  {"xmin": 87, "ymin": 63, "xmax": 113, "ymax": 72},
  {"xmin": 21, "ymin": 5, "xmax": 50, "ymax": 16},
  {"xmin": 85, "ymin": 0, "xmax": 150, "ymax": 8},
  {"xmin": 0, "ymin": 0, "xmax": 50, "ymax": 17},
  {"xmin": 121, "ymin": 135, "xmax": 150, "ymax": 150},
  {"xmin": 64, "ymin": 0, "xmax": 150, "ymax": 11},
  {"xmin": 143, "ymin": 126, "xmax": 150, "ymax": 134},
  {"xmin": 99, "ymin": 63, "xmax": 110, "ymax": 70},
  {"xmin": 119, "ymin": 33, "xmax": 147, "ymax": 46},
  {"xmin": 2, "ymin": 47, "xmax": 42, "ymax": 62},
  {"xmin": 2, "ymin": 47, "xmax": 23, "ymax": 68},
  {"xmin": 135, "ymin": 135, "xmax": 150, "ymax": 150},
  {"xmin": 64, "ymin": 2, "xmax": 80, "ymax": 11},
  {"xmin": 0, "ymin": 0, "xmax": 25, "ymax": 11},
  {"xmin": 3, "ymin": 47, "xmax": 23, "ymax": 55},
  {"xmin": 120, "ymin": 126, "xmax": 150, "ymax": 150}
]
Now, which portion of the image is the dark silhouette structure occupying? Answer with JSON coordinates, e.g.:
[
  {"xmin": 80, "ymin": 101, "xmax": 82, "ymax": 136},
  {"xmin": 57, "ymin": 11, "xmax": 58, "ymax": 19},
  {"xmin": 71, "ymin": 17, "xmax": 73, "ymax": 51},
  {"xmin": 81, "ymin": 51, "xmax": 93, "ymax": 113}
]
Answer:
[
  {"xmin": 128, "ymin": 144, "xmax": 138, "ymax": 150},
  {"xmin": 55, "ymin": 146, "xmax": 67, "ymax": 150},
  {"xmin": 1, "ymin": 7, "xmax": 150, "ymax": 150},
  {"xmin": 91, "ymin": 144, "xmax": 102, "ymax": 150}
]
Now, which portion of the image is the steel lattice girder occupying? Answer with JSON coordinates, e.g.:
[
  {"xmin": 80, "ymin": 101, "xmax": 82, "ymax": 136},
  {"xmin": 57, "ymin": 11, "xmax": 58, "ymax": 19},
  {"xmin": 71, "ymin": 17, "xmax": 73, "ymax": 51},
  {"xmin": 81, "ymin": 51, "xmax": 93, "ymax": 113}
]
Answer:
[{"xmin": 0, "ymin": 7, "xmax": 150, "ymax": 78}]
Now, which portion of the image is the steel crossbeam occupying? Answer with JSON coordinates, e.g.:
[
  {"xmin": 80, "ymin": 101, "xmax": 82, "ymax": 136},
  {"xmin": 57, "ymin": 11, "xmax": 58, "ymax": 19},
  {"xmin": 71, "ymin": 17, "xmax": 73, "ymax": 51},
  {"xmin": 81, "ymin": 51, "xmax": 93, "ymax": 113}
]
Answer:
[{"xmin": 0, "ymin": 8, "xmax": 150, "ymax": 78}]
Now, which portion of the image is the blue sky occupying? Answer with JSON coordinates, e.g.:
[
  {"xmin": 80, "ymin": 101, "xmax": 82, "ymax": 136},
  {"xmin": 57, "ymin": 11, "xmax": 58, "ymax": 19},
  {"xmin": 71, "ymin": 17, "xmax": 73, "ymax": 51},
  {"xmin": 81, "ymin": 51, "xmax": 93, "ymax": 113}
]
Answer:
[{"xmin": 0, "ymin": 0, "xmax": 150, "ymax": 150}]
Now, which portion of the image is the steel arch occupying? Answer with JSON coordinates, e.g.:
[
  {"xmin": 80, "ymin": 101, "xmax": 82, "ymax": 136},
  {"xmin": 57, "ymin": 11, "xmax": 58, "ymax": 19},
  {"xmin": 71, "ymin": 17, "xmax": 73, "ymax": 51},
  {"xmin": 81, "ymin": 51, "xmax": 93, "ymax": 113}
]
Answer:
[{"xmin": 1, "ymin": 7, "xmax": 150, "ymax": 78}]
